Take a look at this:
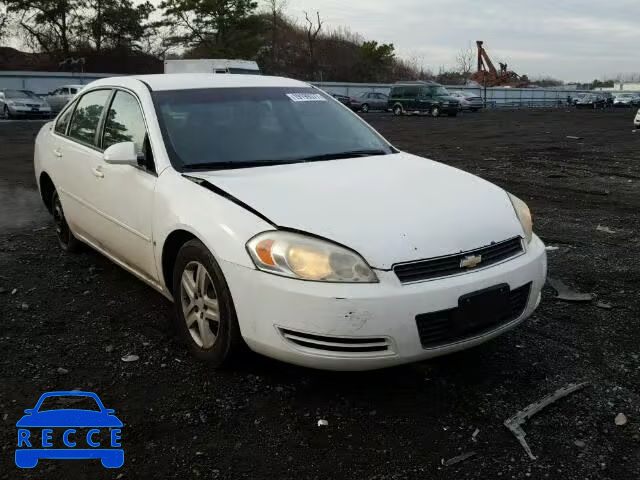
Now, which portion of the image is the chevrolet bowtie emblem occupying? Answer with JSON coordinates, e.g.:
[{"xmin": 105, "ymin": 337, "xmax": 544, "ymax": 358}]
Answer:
[{"xmin": 460, "ymin": 254, "xmax": 482, "ymax": 269}]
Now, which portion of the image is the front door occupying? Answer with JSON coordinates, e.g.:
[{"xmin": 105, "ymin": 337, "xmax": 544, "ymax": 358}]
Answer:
[{"xmin": 92, "ymin": 89, "xmax": 158, "ymax": 280}]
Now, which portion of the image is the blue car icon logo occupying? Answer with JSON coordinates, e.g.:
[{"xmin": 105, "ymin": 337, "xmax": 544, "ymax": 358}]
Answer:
[{"xmin": 15, "ymin": 391, "xmax": 123, "ymax": 468}]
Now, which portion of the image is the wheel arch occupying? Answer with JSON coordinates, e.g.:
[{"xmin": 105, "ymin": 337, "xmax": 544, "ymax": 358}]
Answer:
[
  {"xmin": 39, "ymin": 171, "xmax": 55, "ymax": 213},
  {"xmin": 161, "ymin": 229, "xmax": 199, "ymax": 295}
]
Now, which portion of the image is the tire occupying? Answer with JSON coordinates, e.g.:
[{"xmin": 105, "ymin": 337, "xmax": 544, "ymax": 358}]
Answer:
[
  {"xmin": 360, "ymin": 103, "xmax": 369, "ymax": 113},
  {"xmin": 52, "ymin": 190, "xmax": 81, "ymax": 252},
  {"xmin": 392, "ymin": 104, "xmax": 403, "ymax": 116},
  {"xmin": 431, "ymin": 106, "xmax": 440, "ymax": 117},
  {"xmin": 2, "ymin": 105, "xmax": 11, "ymax": 119},
  {"xmin": 172, "ymin": 239, "xmax": 243, "ymax": 366}
]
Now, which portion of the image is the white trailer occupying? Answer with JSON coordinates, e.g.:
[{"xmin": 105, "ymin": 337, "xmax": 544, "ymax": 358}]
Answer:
[{"xmin": 164, "ymin": 59, "xmax": 261, "ymax": 75}]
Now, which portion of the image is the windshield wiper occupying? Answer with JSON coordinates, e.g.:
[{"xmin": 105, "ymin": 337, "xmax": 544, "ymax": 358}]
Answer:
[
  {"xmin": 181, "ymin": 150, "xmax": 392, "ymax": 170},
  {"xmin": 297, "ymin": 149, "xmax": 390, "ymax": 163},
  {"xmin": 181, "ymin": 160, "xmax": 298, "ymax": 171}
]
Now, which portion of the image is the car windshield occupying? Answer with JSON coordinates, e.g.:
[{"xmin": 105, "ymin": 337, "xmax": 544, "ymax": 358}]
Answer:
[
  {"xmin": 4, "ymin": 90, "xmax": 33, "ymax": 99},
  {"xmin": 38, "ymin": 395, "xmax": 101, "ymax": 412},
  {"xmin": 153, "ymin": 87, "xmax": 394, "ymax": 170}
]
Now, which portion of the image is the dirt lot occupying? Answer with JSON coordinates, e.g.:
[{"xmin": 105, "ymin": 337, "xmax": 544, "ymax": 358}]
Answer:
[{"xmin": 1, "ymin": 109, "xmax": 639, "ymax": 479}]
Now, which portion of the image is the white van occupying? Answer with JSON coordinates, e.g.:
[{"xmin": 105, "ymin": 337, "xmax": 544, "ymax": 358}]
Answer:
[{"xmin": 164, "ymin": 59, "xmax": 261, "ymax": 75}]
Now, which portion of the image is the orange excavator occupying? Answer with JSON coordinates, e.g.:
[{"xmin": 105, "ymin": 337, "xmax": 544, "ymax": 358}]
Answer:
[{"xmin": 470, "ymin": 41, "xmax": 529, "ymax": 87}]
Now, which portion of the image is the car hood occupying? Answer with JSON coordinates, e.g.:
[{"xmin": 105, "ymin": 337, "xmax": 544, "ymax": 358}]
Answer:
[
  {"xmin": 16, "ymin": 410, "xmax": 123, "ymax": 427},
  {"xmin": 189, "ymin": 153, "xmax": 524, "ymax": 269}
]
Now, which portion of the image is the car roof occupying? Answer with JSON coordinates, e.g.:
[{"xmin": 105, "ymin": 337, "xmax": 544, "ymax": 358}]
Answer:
[{"xmin": 86, "ymin": 73, "xmax": 309, "ymax": 92}]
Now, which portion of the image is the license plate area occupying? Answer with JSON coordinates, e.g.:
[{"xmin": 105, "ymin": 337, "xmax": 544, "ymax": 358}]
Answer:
[{"xmin": 453, "ymin": 283, "xmax": 511, "ymax": 332}]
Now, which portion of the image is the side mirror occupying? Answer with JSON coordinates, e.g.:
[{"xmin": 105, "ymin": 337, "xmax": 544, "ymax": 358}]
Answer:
[{"xmin": 103, "ymin": 142, "xmax": 138, "ymax": 166}]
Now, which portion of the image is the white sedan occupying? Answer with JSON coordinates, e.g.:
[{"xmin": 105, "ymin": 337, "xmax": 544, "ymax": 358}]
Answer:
[{"xmin": 34, "ymin": 74, "xmax": 547, "ymax": 370}]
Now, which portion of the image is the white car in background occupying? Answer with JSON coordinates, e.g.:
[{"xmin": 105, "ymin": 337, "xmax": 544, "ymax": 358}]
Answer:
[
  {"xmin": 34, "ymin": 74, "xmax": 546, "ymax": 370},
  {"xmin": 450, "ymin": 91, "xmax": 484, "ymax": 111},
  {"xmin": 635, "ymin": 109, "xmax": 640, "ymax": 129},
  {"xmin": 45, "ymin": 84, "xmax": 84, "ymax": 113}
]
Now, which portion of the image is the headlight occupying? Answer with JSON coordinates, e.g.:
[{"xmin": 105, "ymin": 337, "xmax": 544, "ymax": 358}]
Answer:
[
  {"xmin": 507, "ymin": 193, "xmax": 533, "ymax": 243},
  {"xmin": 246, "ymin": 231, "xmax": 378, "ymax": 283}
]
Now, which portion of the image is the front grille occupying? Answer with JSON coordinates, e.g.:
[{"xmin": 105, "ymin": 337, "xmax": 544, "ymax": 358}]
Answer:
[
  {"xmin": 415, "ymin": 282, "xmax": 531, "ymax": 348},
  {"xmin": 394, "ymin": 237, "xmax": 523, "ymax": 284},
  {"xmin": 280, "ymin": 328, "xmax": 392, "ymax": 355}
]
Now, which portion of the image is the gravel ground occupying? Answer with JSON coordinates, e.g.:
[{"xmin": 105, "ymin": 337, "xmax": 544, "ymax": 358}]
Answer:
[{"xmin": 0, "ymin": 109, "xmax": 639, "ymax": 479}]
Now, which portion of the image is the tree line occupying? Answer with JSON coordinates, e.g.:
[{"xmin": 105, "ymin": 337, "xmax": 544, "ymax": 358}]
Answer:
[{"xmin": 0, "ymin": 0, "xmax": 432, "ymax": 82}]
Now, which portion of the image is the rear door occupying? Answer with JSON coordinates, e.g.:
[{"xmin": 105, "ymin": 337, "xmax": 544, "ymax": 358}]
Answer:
[
  {"xmin": 54, "ymin": 89, "xmax": 113, "ymax": 244},
  {"xmin": 404, "ymin": 86, "xmax": 420, "ymax": 111},
  {"xmin": 374, "ymin": 93, "xmax": 388, "ymax": 109}
]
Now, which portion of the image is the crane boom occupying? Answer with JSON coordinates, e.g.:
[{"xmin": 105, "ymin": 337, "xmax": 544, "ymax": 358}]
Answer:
[{"xmin": 476, "ymin": 41, "xmax": 497, "ymax": 75}]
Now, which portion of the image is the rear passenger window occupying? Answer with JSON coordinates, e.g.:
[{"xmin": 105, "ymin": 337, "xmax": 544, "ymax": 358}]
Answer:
[
  {"xmin": 67, "ymin": 90, "xmax": 111, "ymax": 146},
  {"xmin": 102, "ymin": 91, "xmax": 147, "ymax": 154},
  {"xmin": 54, "ymin": 103, "xmax": 75, "ymax": 135}
]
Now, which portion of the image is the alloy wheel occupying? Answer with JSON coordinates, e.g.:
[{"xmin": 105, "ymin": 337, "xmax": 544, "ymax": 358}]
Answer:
[{"xmin": 180, "ymin": 261, "xmax": 220, "ymax": 349}]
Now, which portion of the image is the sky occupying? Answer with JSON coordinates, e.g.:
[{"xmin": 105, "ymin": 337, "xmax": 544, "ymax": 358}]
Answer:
[{"xmin": 280, "ymin": 0, "xmax": 640, "ymax": 82}]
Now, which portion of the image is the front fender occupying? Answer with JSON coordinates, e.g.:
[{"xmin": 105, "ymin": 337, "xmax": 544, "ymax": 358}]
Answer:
[{"xmin": 153, "ymin": 170, "xmax": 273, "ymax": 281}]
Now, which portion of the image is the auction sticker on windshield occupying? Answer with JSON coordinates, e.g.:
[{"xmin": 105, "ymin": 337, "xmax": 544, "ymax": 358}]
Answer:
[
  {"xmin": 15, "ymin": 391, "xmax": 123, "ymax": 468},
  {"xmin": 286, "ymin": 93, "xmax": 326, "ymax": 102}
]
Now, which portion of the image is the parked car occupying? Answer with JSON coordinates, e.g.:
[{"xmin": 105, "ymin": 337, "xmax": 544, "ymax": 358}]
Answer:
[
  {"xmin": 388, "ymin": 81, "xmax": 460, "ymax": 117},
  {"xmin": 356, "ymin": 92, "xmax": 389, "ymax": 112},
  {"xmin": 600, "ymin": 92, "xmax": 614, "ymax": 107},
  {"xmin": 634, "ymin": 108, "xmax": 640, "ymax": 129},
  {"xmin": 34, "ymin": 74, "xmax": 546, "ymax": 371},
  {"xmin": 330, "ymin": 93, "xmax": 360, "ymax": 111},
  {"xmin": 450, "ymin": 91, "xmax": 484, "ymax": 111},
  {"xmin": 45, "ymin": 85, "xmax": 83, "ymax": 113},
  {"xmin": 576, "ymin": 94, "xmax": 606, "ymax": 109},
  {"xmin": 613, "ymin": 93, "xmax": 640, "ymax": 108},
  {"xmin": 0, "ymin": 89, "xmax": 52, "ymax": 119},
  {"xmin": 571, "ymin": 92, "xmax": 588, "ymax": 105}
]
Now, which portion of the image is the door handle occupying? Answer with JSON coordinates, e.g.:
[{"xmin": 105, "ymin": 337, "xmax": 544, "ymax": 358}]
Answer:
[
  {"xmin": 53, "ymin": 148, "xmax": 62, "ymax": 158},
  {"xmin": 92, "ymin": 167, "xmax": 104, "ymax": 178}
]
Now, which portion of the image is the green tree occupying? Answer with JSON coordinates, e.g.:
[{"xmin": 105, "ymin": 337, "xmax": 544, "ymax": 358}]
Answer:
[
  {"xmin": 356, "ymin": 41, "xmax": 394, "ymax": 82},
  {"xmin": 159, "ymin": 0, "xmax": 257, "ymax": 54},
  {"xmin": 0, "ymin": 5, "xmax": 9, "ymax": 42},
  {"xmin": 4, "ymin": 0, "xmax": 80, "ymax": 54},
  {"xmin": 82, "ymin": 0, "xmax": 153, "ymax": 52}
]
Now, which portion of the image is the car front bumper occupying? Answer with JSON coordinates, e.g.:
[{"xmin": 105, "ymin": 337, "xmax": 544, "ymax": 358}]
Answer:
[
  {"xmin": 8, "ymin": 106, "xmax": 51, "ymax": 116},
  {"xmin": 222, "ymin": 235, "xmax": 547, "ymax": 370}
]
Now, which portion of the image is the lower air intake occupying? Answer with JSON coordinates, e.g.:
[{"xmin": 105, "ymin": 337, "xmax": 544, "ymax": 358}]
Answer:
[{"xmin": 279, "ymin": 328, "xmax": 393, "ymax": 355}]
